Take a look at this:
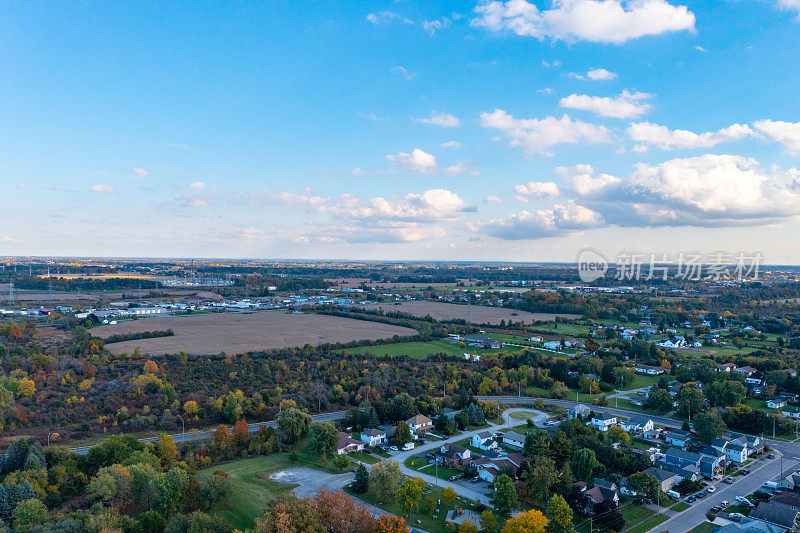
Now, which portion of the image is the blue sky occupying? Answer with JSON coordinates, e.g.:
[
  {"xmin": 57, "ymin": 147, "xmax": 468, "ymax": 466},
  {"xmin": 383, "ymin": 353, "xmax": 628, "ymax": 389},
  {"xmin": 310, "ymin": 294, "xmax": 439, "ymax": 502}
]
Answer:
[{"xmin": 2, "ymin": 0, "xmax": 800, "ymax": 262}]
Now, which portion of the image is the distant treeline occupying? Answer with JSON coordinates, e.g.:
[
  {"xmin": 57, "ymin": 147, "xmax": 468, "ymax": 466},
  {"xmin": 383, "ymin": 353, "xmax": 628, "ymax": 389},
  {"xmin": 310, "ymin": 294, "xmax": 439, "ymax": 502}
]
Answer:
[
  {"xmin": 104, "ymin": 329, "xmax": 174, "ymax": 344},
  {"xmin": 13, "ymin": 276, "xmax": 161, "ymax": 292}
]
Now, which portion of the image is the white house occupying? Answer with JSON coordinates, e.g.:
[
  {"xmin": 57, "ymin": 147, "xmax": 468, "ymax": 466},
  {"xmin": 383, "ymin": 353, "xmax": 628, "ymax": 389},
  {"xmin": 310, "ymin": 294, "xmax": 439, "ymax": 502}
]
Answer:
[
  {"xmin": 542, "ymin": 341, "xmax": 562, "ymax": 350},
  {"xmin": 568, "ymin": 404, "xmax": 592, "ymax": 420},
  {"xmin": 502, "ymin": 431, "xmax": 526, "ymax": 449},
  {"xmin": 337, "ymin": 432, "xmax": 364, "ymax": 455},
  {"xmin": 471, "ymin": 431, "xmax": 499, "ymax": 451},
  {"xmin": 766, "ymin": 396, "xmax": 788, "ymax": 409},
  {"xmin": 782, "ymin": 407, "xmax": 800, "ymax": 420},
  {"xmin": 360, "ymin": 428, "xmax": 388, "ymax": 447},
  {"xmin": 590, "ymin": 413, "xmax": 618, "ymax": 431},
  {"xmin": 406, "ymin": 414, "xmax": 433, "ymax": 437},
  {"xmin": 619, "ymin": 416, "xmax": 654, "ymax": 434},
  {"xmin": 635, "ymin": 364, "xmax": 665, "ymax": 375}
]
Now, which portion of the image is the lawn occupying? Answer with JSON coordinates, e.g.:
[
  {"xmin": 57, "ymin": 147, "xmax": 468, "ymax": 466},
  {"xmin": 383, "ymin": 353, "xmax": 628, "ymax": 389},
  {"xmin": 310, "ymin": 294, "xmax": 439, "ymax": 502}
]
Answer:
[
  {"xmin": 509, "ymin": 410, "xmax": 540, "ymax": 420},
  {"xmin": 624, "ymin": 374, "xmax": 660, "ymax": 391},
  {"xmin": 344, "ymin": 482, "xmax": 477, "ymax": 533},
  {"xmin": 615, "ymin": 398, "xmax": 669, "ymax": 415},
  {"xmin": 620, "ymin": 503, "xmax": 655, "ymax": 525},
  {"xmin": 198, "ymin": 448, "xmax": 355, "ymax": 530},
  {"xmin": 625, "ymin": 513, "xmax": 668, "ymax": 533},
  {"xmin": 198, "ymin": 455, "xmax": 298, "ymax": 530},
  {"xmin": 671, "ymin": 502, "xmax": 690, "ymax": 512},
  {"xmin": 687, "ymin": 522, "xmax": 715, "ymax": 533},
  {"xmin": 404, "ymin": 455, "xmax": 462, "ymax": 482},
  {"xmin": 340, "ymin": 339, "xmax": 502, "ymax": 359}
]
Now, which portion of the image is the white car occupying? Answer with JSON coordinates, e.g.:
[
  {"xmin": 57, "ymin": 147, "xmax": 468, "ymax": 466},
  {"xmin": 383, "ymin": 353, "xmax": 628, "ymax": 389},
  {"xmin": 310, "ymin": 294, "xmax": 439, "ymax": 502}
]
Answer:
[
  {"xmin": 736, "ymin": 496, "xmax": 753, "ymax": 506},
  {"xmin": 707, "ymin": 486, "xmax": 716, "ymax": 493}
]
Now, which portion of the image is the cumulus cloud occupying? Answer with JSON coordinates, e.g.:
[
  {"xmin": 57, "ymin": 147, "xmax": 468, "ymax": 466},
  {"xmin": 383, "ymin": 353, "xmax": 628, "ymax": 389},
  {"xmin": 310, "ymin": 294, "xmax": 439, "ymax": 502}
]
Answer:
[
  {"xmin": 570, "ymin": 67, "xmax": 617, "ymax": 80},
  {"xmin": 417, "ymin": 111, "xmax": 460, "ymax": 127},
  {"xmin": 478, "ymin": 201, "xmax": 602, "ymax": 239},
  {"xmin": 422, "ymin": 17, "xmax": 452, "ymax": 34},
  {"xmin": 261, "ymin": 188, "xmax": 475, "ymax": 224},
  {"xmin": 367, "ymin": 11, "xmax": 414, "ymax": 25},
  {"xmin": 480, "ymin": 109, "xmax": 611, "ymax": 155},
  {"xmin": 189, "ymin": 181, "xmax": 205, "ymax": 190},
  {"xmin": 514, "ymin": 181, "xmax": 561, "ymax": 201},
  {"xmin": 485, "ymin": 195, "xmax": 502, "ymax": 203},
  {"xmin": 91, "ymin": 184, "xmax": 116, "ymax": 194},
  {"xmin": 392, "ymin": 66, "xmax": 416, "ymax": 80},
  {"xmin": 753, "ymin": 119, "xmax": 800, "ymax": 152},
  {"xmin": 560, "ymin": 90, "xmax": 653, "ymax": 118},
  {"xmin": 132, "ymin": 168, "xmax": 149, "ymax": 177},
  {"xmin": 555, "ymin": 164, "xmax": 622, "ymax": 197},
  {"xmin": 777, "ymin": 0, "xmax": 800, "ymax": 20},
  {"xmin": 471, "ymin": 0, "xmax": 695, "ymax": 44},
  {"xmin": 628, "ymin": 122, "xmax": 753, "ymax": 150},
  {"xmin": 385, "ymin": 148, "xmax": 477, "ymax": 175},
  {"xmin": 441, "ymin": 140, "xmax": 462, "ymax": 148}
]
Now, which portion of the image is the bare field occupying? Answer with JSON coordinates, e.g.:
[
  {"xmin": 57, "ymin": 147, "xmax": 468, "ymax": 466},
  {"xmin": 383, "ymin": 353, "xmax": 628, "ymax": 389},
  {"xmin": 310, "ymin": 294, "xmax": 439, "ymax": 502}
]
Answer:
[
  {"xmin": 93, "ymin": 311, "xmax": 417, "ymax": 355},
  {"xmin": 370, "ymin": 301, "xmax": 581, "ymax": 324}
]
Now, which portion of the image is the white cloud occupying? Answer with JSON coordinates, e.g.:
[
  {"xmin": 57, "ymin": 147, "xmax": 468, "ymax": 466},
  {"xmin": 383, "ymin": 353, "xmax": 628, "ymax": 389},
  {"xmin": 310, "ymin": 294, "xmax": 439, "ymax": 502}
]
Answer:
[
  {"xmin": 753, "ymin": 119, "xmax": 800, "ymax": 153},
  {"xmin": 587, "ymin": 68, "xmax": 617, "ymax": 80},
  {"xmin": 479, "ymin": 201, "xmax": 602, "ymax": 239},
  {"xmin": 485, "ymin": 195, "xmax": 502, "ymax": 203},
  {"xmin": 480, "ymin": 109, "xmax": 612, "ymax": 155},
  {"xmin": 440, "ymin": 140, "xmax": 462, "ymax": 148},
  {"xmin": 392, "ymin": 66, "xmax": 416, "ymax": 80},
  {"xmin": 555, "ymin": 164, "xmax": 622, "ymax": 197},
  {"xmin": 189, "ymin": 181, "xmax": 205, "ymax": 190},
  {"xmin": 694, "ymin": 45, "xmax": 706, "ymax": 51},
  {"xmin": 537, "ymin": 87, "xmax": 553, "ymax": 94},
  {"xmin": 560, "ymin": 89, "xmax": 653, "ymax": 118},
  {"xmin": 514, "ymin": 181, "xmax": 561, "ymax": 201},
  {"xmin": 423, "ymin": 17, "xmax": 452, "ymax": 34},
  {"xmin": 541, "ymin": 60, "xmax": 562, "ymax": 68},
  {"xmin": 91, "ymin": 184, "xmax": 116, "ymax": 194},
  {"xmin": 261, "ymin": 188, "xmax": 475, "ymax": 224},
  {"xmin": 628, "ymin": 122, "xmax": 753, "ymax": 150},
  {"xmin": 132, "ymin": 168, "xmax": 149, "ymax": 177},
  {"xmin": 367, "ymin": 12, "xmax": 414, "ymax": 25},
  {"xmin": 386, "ymin": 148, "xmax": 438, "ymax": 173},
  {"xmin": 472, "ymin": 0, "xmax": 696, "ymax": 44},
  {"xmin": 385, "ymin": 148, "xmax": 476, "ymax": 175},
  {"xmin": 777, "ymin": 0, "xmax": 800, "ymax": 20},
  {"xmin": 417, "ymin": 111, "xmax": 460, "ymax": 127}
]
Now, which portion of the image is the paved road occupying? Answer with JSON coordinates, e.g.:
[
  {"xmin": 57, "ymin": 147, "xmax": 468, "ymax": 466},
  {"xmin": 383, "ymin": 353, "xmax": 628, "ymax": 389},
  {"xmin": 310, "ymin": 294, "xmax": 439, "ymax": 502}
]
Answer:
[{"xmin": 69, "ymin": 410, "xmax": 348, "ymax": 455}]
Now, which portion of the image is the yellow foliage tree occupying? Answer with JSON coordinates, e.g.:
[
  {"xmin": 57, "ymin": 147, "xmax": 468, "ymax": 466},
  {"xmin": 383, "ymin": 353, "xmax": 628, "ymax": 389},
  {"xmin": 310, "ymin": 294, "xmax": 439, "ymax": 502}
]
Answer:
[{"xmin": 502, "ymin": 510, "xmax": 549, "ymax": 533}]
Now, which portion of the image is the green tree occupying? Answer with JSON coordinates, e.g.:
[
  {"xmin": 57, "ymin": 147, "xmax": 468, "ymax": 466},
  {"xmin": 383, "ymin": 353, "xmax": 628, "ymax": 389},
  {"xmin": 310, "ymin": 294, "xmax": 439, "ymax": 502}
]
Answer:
[
  {"xmin": 276, "ymin": 408, "xmax": 312, "ymax": 445},
  {"xmin": 605, "ymin": 425, "xmax": 630, "ymax": 446},
  {"xmin": 706, "ymin": 380, "xmax": 747, "ymax": 408},
  {"xmin": 393, "ymin": 421, "xmax": 413, "ymax": 446},
  {"xmin": 153, "ymin": 468, "xmax": 189, "ymax": 516},
  {"xmin": 525, "ymin": 456, "xmax": 558, "ymax": 505},
  {"xmin": 369, "ymin": 461, "xmax": 402, "ymax": 503},
  {"xmin": 156, "ymin": 434, "xmax": 179, "ymax": 466},
  {"xmin": 571, "ymin": 449, "xmax": 599, "ymax": 482},
  {"xmin": 460, "ymin": 520, "xmax": 479, "ymax": 533},
  {"xmin": 353, "ymin": 464, "xmax": 370, "ymax": 494},
  {"xmin": 13, "ymin": 498, "xmax": 47, "ymax": 533},
  {"xmin": 545, "ymin": 494, "xmax": 574, "ymax": 533},
  {"xmin": 388, "ymin": 393, "xmax": 416, "ymax": 421},
  {"xmin": 307, "ymin": 422, "xmax": 339, "ymax": 459},
  {"xmin": 677, "ymin": 383, "xmax": 705, "ymax": 419},
  {"xmin": 397, "ymin": 477, "xmax": 425, "ymax": 515},
  {"xmin": 625, "ymin": 472, "xmax": 660, "ymax": 501},
  {"xmin": 693, "ymin": 411, "xmax": 726, "ymax": 443},
  {"xmin": 647, "ymin": 388, "xmax": 674, "ymax": 412},
  {"xmin": 440, "ymin": 487, "xmax": 457, "ymax": 508},
  {"xmin": 481, "ymin": 510, "xmax": 500, "ymax": 533},
  {"xmin": 492, "ymin": 474, "xmax": 518, "ymax": 519}
]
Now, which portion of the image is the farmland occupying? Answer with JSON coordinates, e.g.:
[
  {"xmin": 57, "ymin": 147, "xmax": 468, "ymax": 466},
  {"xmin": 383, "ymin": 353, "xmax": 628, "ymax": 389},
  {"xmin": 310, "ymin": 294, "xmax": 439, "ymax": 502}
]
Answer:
[
  {"xmin": 340, "ymin": 339, "xmax": 503, "ymax": 359},
  {"xmin": 93, "ymin": 310, "xmax": 417, "ymax": 355},
  {"xmin": 368, "ymin": 300, "xmax": 581, "ymax": 324}
]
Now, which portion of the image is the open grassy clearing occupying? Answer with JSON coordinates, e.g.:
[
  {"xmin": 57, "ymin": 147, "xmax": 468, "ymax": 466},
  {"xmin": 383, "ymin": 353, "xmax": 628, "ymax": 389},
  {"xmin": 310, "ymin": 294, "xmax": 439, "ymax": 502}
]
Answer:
[
  {"xmin": 340, "ymin": 339, "xmax": 502, "ymax": 359},
  {"xmin": 369, "ymin": 300, "xmax": 580, "ymax": 325}
]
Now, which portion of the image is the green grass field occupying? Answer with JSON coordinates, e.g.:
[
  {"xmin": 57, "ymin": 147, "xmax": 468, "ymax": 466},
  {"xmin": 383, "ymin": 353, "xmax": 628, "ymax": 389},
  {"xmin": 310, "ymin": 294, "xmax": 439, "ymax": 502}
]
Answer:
[
  {"xmin": 626, "ymin": 513, "xmax": 668, "ymax": 533},
  {"xmin": 687, "ymin": 522, "xmax": 715, "ymax": 533},
  {"xmin": 339, "ymin": 339, "xmax": 502, "ymax": 359},
  {"xmin": 404, "ymin": 455, "xmax": 462, "ymax": 482},
  {"xmin": 198, "ymin": 455, "xmax": 298, "ymax": 530},
  {"xmin": 671, "ymin": 502, "xmax": 690, "ymax": 512}
]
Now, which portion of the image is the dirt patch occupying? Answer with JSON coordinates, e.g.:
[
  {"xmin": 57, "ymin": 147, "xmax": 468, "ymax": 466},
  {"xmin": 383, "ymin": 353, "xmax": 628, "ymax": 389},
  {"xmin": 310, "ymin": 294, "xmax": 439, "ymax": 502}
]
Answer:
[
  {"xmin": 367, "ymin": 301, "xmax": 580, "ymax": 324},
  {"xmin": 92, "ymin": 310, "xmax": 417, "ymax": 356}
]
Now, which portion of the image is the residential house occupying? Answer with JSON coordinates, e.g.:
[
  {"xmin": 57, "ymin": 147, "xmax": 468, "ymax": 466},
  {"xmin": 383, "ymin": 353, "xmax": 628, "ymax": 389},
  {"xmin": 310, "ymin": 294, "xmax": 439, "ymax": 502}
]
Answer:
[
  {"xmin": 360, "ymin": 428, "xmax": 388, "ymax": 447},
  {"xmin": 583, "ymin": 485, "xmax": 620, "ymax": 515},
  {"xmin": 717, "ymin": 363, "xmax": 738, "ymax": 373},
  {"xmin": 568, "ymin": 404, "xmax": 592, "ymax": 420},
  {"xmin": 665, "ymin": 430, "xmax": 692, "ymax": 448},
  {"xmin": 767, "ymin": 396, "xmax": 788, "ymax": 409},
  {"xmin": 406, "ymin": 414, "xmax": 433, "ymax": 437},
  {"xmin": 783, "ymin": 392, "xmax": 799, "ymax": 403},
  {"xmin": 749, "ymin": 502, "xmax": 800, "ymax": 530},
  {"xmin": 464, "ymin": 335, "xmax": 502, "ymax": 349},
  {"xmin": 642, "ymin": 467, "xmax": 678, "ymax": 491},
  {"xmin": 473, "ymin": 453, "xmax": 525, "ymax": 483},
  {"xmin": 542, "ymin": 341, "xmax": 563, "ymax": 350},
  {"xmin": 590, "ymin": 412, "xmax": 618, "ymax": 432},
  {"xmin": 635, "ymin": 364, "xmax": 666, "ymax": 375},
  {"xmin": 660, "ymin": 447, "xmax": 722, "ymax": 480},
  {"xmin": 782, "ymin": 407, "xmax": 800, "ymax": 420},
  {"xmin": 337, "ymin": 432, "xmax": 364, "ymax": 455},
  {"xmin": 471, "ymin": 431, "xmax": 499, "ymax": 451},
  {"xmin": 735, "ymin": 366, "xmax": 758, "ymax": 377},
  {"xmin": 438, "ymin": 443, "xmax": 471, "ymax": 467},
  {"xmin": 713, "ymin": 434, "xmax": 761, "ymax": 464},
  {"xmin": 620, "ymin": 416, "xmax": 654, "ymax": 435},
  {"xmin": 628, "ymin": 395, "xmax": 648, "ymax": 407},
  {"xmin": 502, "ymin": 431, "xmax": 526, "ymax": 449}
]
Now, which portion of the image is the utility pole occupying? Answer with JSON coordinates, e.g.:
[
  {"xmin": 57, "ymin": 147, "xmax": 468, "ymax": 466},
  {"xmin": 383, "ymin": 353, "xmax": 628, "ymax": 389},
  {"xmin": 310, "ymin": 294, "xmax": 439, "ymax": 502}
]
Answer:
[{"xmin": 774, "ymin": 417, "xmax": 776, "ymax": 439}]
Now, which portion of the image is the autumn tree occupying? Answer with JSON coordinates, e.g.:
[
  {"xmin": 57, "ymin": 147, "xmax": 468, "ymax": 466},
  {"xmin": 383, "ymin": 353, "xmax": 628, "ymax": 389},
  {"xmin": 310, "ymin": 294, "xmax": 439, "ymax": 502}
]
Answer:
[
  {"xmin": 502, "ymin": 509, "xmax": 548, "ymax": 533},
  {"xmin": 255, "ymin": 494, "xmax": 323, "ymax": 533},
  {"xmin": 440, "ymin": 486, "xmax": 457, "ymax": 508},
  {"xmin": 370, "ymin": 515, "xmax": 410, "ymax": 533},
  {"xmin": 606, "ymin": 425, "xmax": 630, "ymax": 446},
  {"xmin": 183, "ymin": 400, "xmax": 199, "ymax": 416},
  {"xmin": 315, "ymin": 489, "xmax": 374, "ymax": 533},
  {"xmin": 545, "ymin": 494, "xmax": 574, "ymax": 533},
  {"xmin": 397, "ymin": 477, "xmax": 424, "ymax": 515},
  {"xmin": 211, "ymin": 424, "xmax": 231, "ymax": 449},
  {"xmin": 155, "ymin": 434, "xmax": 178, "ymax": 466},
  {"xmin": 369, "ymin": 461, "xmax": 402, "ymax": 503},
  {"xmin": 481, "ymin": 510, "xmax": 500, "ymax": 533},
  {"xmin": 460, "ymin": 520, "xmax": 479, "ymax": 533}
]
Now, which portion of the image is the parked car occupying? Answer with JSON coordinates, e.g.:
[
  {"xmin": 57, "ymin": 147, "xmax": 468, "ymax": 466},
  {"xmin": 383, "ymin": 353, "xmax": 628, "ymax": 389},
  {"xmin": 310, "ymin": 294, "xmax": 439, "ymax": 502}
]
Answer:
[
  {"xmin": 697, "ymin": 491, "xmax": 706, "ymax": 499},
  {"xmin": 721, "ymin": 501, "xmax": 730, "ymax": 507},
  {"xmin": 449, "ymin": 475, "xmax": 460, "ymax": 481},
  {"xmin": 686, "ymin": 496, "xmax": 696, "ymax": 503},
  {"xmin": 707, "ymin": 486, "xmax": 716, "ymax": 493},
  {"xmin": 729, "ymin": 513, "xmax": 743, "ymax": 522},
  {"xmin": 724, "ymin": 477, "xmax": 734, "ymax": 484},
  {"xmin": 711, "ymin": 506, "xmax": 721, "ymax": 513},
  {"xmin": 389, "ymin": 446, "xmax": 398, "ymax": 451},
  {"xmin": 768, "ymin": 453, "xmax": 775, "ymax": 459},
  {"xmin": 470, "ymin": 477, "xmax": 481, "ymax": 483},
  {"xmin": 736, "ymin": 496, "xmax": 754, "ymax": 507}
]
